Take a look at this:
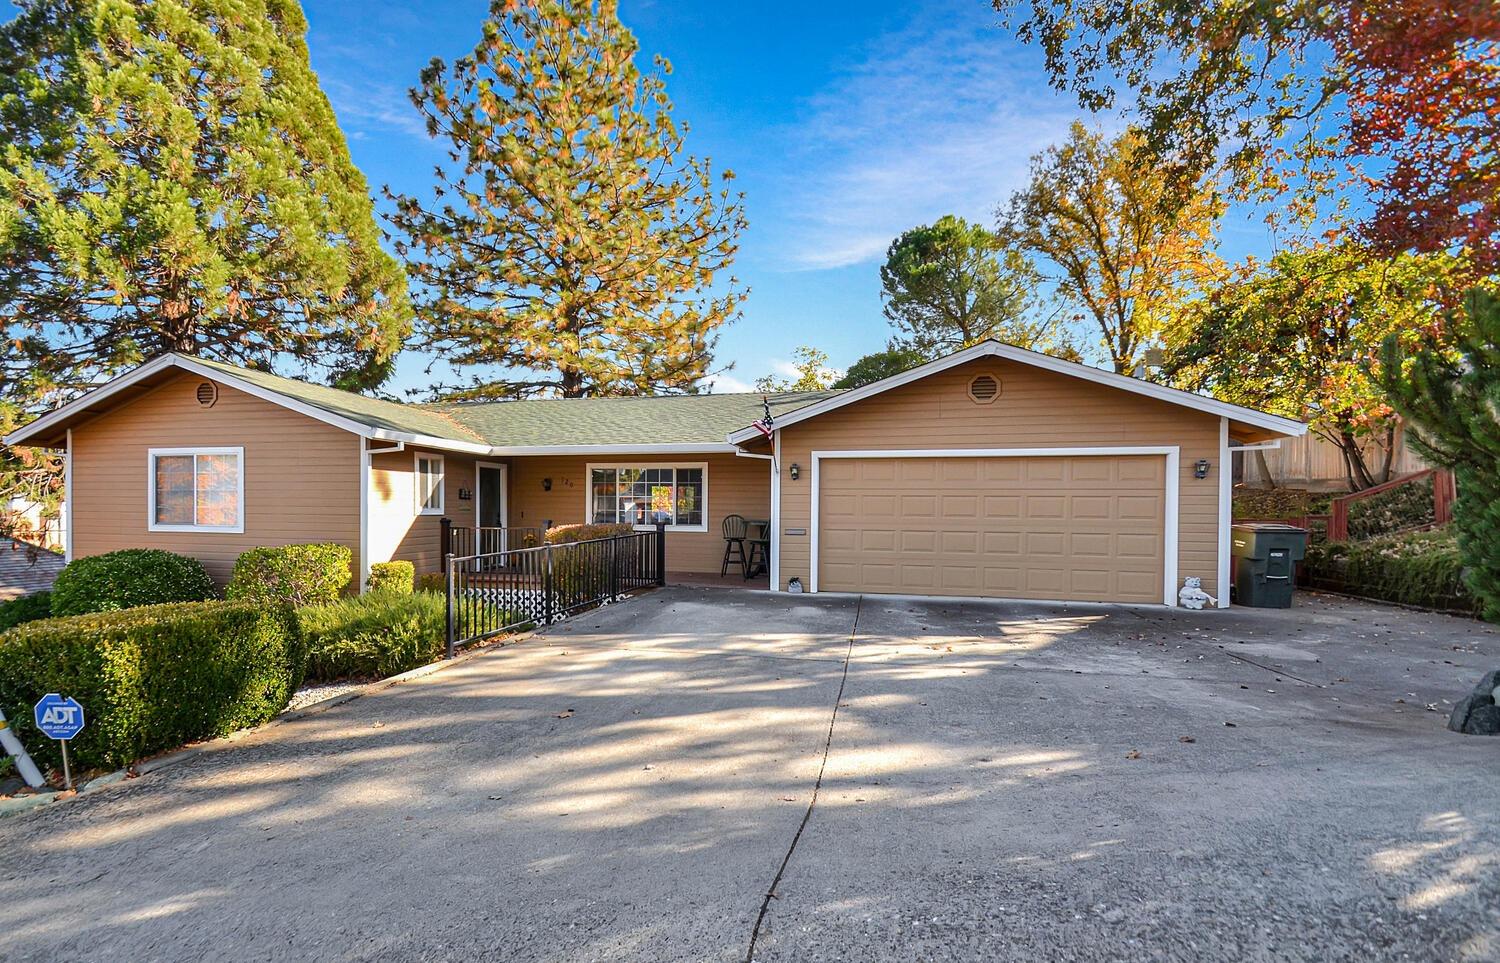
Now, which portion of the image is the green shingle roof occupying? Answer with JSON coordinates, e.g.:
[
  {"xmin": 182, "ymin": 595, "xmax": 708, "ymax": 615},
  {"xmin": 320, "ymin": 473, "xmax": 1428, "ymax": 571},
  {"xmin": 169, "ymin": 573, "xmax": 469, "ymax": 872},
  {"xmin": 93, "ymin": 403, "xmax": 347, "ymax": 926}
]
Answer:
[
  {"xmin": 192, "ymin": 355, "xmax": 836, "ymax": 448},
  {"xmin": 190, "ymin": 357, "xmax": 486, "ymax": 442},
  {"xmin": 421, "ymin": 390, "xmax": 838, "ymax": 447}
]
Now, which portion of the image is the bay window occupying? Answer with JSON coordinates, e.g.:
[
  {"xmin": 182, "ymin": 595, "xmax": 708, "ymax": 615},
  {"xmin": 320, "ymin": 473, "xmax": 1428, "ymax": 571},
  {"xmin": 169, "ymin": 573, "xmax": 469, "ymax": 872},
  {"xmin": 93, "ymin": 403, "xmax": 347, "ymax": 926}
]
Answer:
[
  {"xmin": 588, "ymin": 464, "xmax": 706, "ymax": 531},
  {"xmin": 148, "ymin": 447, "xmax": 244, "ymax": 532}
]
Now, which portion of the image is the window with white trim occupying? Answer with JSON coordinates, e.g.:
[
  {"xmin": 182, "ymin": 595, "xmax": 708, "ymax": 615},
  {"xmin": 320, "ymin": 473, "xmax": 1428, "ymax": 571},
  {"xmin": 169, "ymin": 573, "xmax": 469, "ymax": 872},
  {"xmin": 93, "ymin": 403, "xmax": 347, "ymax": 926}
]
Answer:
[
  {"xmin": 149, "ymin": 448, "xmax": 243, "ymax": 532},
  {"xmin": 415, "ymin": 454, "xmax": 445, "ymax": 514},
  {"xmin": 588, "ymin": 465, "xmax": 706, "ymax": 531}
]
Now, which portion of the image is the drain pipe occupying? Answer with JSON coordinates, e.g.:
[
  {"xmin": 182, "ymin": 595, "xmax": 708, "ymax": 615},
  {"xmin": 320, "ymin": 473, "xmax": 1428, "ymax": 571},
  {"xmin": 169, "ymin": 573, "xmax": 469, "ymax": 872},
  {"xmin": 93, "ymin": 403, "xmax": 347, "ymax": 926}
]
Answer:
[{"xmin": 0, "ymin": 709, "xmax": 46, "ymax": 788}]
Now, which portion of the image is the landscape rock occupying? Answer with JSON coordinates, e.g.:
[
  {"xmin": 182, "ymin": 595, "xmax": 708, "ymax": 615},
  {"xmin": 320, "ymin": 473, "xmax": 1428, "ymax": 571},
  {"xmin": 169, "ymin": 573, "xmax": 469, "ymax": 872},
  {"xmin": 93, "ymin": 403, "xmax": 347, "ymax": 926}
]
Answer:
[{"xmin": 1448, "ymin": 669, "xmax": 1500, "ymax": 735}]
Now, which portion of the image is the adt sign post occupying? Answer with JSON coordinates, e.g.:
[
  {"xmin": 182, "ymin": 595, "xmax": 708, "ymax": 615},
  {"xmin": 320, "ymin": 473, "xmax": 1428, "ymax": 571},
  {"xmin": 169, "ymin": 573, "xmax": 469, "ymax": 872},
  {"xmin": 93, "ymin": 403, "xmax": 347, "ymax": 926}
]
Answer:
[{"xmin": 33, "ymin": 693, "xmax": 85, "ymax": 789}]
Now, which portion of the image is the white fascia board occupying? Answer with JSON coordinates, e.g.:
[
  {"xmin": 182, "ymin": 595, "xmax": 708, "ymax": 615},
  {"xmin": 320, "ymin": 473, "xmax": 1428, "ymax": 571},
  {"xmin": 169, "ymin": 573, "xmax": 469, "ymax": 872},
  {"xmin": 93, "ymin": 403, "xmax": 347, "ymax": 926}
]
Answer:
[
  {"xmin": 3, "ymin": 353, "xmax": 180, "ymax": 446},
  {"xmin": 726, "ymin": 341, "xmax": 1308, "ymax": 444},
  {"xmin": 484, "ymin": 442, "xmax": 738, "ymax": 456}
]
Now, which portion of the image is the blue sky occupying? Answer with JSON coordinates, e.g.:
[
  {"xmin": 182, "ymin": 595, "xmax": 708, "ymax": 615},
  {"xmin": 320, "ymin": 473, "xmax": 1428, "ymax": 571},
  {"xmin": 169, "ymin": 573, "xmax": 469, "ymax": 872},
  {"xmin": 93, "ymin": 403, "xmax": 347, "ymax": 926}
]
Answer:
[{"xmin": 304, "ymin": 0, "xmax": 1277, "ymax": 395}]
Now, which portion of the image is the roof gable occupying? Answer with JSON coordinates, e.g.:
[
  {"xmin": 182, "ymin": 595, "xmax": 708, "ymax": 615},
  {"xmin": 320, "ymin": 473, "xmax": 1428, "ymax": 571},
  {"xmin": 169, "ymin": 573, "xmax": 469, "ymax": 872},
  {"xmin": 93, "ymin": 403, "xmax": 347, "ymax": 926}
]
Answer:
[{"xmin": 726, "ymin": 340, "xmax": 1306, "ymax": 443}]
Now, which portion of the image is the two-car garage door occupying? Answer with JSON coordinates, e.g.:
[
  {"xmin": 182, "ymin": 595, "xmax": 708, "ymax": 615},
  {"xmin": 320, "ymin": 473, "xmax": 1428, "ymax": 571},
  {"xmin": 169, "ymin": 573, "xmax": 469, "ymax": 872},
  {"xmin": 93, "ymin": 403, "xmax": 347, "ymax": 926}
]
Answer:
[{"xmin": 816, "ymin": 455, "xmax": 1167, "ymax": 604}]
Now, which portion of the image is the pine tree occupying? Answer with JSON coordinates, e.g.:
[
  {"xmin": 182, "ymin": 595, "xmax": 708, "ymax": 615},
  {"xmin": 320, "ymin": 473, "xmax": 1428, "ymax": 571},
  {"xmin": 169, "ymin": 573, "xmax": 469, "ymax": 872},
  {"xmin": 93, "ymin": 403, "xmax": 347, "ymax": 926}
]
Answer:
[
  {"xmin": 880, "ymin": 215, "xmax": 1045, "ymax": 358},
  {"xmin": 1380, "ymin": 289, "xmax": 1500, "ymax": 620},
  {"xmin": 386, "ymin": 0, "xmax": 747, "ymax": 399},
  {"xmin": 0, "ymin": 0, "xmax": 412, "ymax": 401}
]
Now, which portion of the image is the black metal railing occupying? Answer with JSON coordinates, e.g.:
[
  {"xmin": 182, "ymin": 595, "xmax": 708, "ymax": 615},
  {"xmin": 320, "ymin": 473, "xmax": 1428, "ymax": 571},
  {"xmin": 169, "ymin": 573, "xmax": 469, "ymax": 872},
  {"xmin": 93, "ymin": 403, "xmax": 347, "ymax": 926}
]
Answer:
[
  {"xmin": 440, "ymin": 518, "xmax": 551, "ymax": 560},
  {"xmin": 444, "ymin": 520, "xmax": 666, "ymax": 657}
]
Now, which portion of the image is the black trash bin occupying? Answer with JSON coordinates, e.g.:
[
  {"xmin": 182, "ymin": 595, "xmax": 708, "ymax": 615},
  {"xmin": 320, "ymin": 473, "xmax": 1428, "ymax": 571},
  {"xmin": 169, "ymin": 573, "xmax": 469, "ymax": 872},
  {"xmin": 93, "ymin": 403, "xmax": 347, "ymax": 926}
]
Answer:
[{"xmin": 1230, "ymin": 523, "xmax": 1309, "ymax": 608}]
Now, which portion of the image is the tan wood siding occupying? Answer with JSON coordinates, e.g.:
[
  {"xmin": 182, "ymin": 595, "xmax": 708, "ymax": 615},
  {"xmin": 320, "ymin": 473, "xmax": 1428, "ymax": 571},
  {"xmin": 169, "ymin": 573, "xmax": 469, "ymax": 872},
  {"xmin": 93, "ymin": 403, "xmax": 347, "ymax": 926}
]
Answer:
[
  {"xmin": 777, "ymin": 357, "xmax": 1225, "ymax": 601},
  {"xmin": 369, "ymin": 448, "xmax": 480, "ymax": 576},
  {"xmin": 507, "ymin": 452, "xmax": 771, "ymax": 574},
  {"xmin": 819, "ymin": 455, "xmax": 1165, "ymax": 603},
  {"xmin": 69, "ymin": 373, "xmax": 360, "ymax": 585}
]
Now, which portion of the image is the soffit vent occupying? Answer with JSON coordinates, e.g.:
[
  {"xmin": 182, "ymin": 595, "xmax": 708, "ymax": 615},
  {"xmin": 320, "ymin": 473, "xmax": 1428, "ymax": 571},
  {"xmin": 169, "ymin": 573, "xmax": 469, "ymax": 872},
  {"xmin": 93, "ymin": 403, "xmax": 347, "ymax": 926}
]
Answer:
[
  {"xmin": 967, "ymin": 373, "xmax": 1001, "ymax": 404},
  {"xmin": 195, "ymin": 381, "xmax": 219, "ymax": 408}
]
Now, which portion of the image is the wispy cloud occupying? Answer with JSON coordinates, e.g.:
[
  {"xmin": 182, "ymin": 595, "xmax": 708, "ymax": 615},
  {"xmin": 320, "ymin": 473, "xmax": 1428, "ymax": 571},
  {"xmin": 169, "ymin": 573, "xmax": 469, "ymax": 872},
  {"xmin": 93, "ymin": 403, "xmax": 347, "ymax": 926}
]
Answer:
[
  {"xmin": 321, "ymin": 75, "xmax": 431, "ymax": 142},
  {"xmin": 767, "ymin": 5, "xmax": 1083, "ymax": 271},
  {"xmin": 704, "ymin": 373, "xmax": 756, "ymax": 393}
]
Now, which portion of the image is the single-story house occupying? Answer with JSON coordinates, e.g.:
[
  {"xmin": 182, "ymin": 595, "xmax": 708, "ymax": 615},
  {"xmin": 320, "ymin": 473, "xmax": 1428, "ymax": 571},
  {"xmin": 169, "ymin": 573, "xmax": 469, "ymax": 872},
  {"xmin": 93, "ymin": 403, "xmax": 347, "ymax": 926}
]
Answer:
[{"xmin": 3, "ymin": 341, "xmax": 1305, "ymax": 607}]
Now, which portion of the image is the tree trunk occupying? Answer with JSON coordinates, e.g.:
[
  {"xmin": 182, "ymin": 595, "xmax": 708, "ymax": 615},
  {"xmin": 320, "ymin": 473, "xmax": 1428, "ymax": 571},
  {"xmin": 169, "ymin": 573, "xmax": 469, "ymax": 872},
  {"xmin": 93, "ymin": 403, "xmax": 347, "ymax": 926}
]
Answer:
[
  {"xmin": 1252, "ymin": 447, "xmax": 1277, "ymax": 490},
  {"xmin": 1377, "ymin": 422, "xmax": 1397, "ymax": 484},
  {"xmin": 1338, "ymin": 430, "xmax": 1378, "ymax": 491},
  {"xmin": 560, "ymin": 366, "xmax": 584, "ymax": 398}
]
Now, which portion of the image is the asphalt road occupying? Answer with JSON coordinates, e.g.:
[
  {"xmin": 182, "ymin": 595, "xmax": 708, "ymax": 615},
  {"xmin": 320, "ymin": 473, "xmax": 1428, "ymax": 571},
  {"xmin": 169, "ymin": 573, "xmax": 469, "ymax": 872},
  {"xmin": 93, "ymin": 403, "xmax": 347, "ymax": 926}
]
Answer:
[{"xmin": 1, "ymin": 587, "xmax": 1497, "ymax": 962}]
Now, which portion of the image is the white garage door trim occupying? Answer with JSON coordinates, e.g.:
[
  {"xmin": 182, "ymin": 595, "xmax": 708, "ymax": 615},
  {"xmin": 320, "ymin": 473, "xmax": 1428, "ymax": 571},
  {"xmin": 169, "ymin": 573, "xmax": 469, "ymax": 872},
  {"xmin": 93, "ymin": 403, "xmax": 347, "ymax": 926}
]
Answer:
[{"xmin": 810, "ymin": 446, "xmax": 1181, "ymax": 606}]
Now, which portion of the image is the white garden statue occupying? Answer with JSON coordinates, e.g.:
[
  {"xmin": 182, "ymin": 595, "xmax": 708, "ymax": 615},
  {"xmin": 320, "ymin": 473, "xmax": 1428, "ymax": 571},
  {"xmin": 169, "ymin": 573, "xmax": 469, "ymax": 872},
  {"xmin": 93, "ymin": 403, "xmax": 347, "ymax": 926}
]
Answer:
[{"xmin": 1178, "ymin": 576, "xmax": 1218, "ymax": 610}]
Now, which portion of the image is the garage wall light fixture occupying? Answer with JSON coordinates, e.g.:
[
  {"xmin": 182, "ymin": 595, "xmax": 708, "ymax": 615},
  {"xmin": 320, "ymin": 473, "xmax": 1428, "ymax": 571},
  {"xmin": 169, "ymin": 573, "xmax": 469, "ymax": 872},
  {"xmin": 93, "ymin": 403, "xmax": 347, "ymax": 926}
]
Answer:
[
  {"xmin": 1194, "ymin": 459, "xmax": 1211, "ymax": 479},
  {"xmin": 789, "ymin": 462, "xmax": 801, "ymax": 481}
]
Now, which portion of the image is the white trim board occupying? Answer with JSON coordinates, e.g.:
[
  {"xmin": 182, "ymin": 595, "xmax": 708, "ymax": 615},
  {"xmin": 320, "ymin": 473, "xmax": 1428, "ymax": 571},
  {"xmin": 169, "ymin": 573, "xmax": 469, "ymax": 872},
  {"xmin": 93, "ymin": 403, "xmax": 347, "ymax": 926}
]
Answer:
[
  {"xmin": 808, "ymin": 447, "xmax": 1181, "ymax": 607},
  {"xmin": 1218, "ymin": 418, "xmax": 1232, "ymax": 608},
  {"xmin": 727, "ymin": 340, "xmax": 1307, "ymax": 445}
]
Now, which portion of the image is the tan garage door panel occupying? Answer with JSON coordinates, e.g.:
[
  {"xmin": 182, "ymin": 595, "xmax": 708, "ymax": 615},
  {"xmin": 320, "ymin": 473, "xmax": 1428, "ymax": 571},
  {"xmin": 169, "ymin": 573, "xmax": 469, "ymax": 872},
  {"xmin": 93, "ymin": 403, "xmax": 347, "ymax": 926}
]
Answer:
[{"xmin": 818, "ymin": 456, "xmax": 1165, "ymax": 603}]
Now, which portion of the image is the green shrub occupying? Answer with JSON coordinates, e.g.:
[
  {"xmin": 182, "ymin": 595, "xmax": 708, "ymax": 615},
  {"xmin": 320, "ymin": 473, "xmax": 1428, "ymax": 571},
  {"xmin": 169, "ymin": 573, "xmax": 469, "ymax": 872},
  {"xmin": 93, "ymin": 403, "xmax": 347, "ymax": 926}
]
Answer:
[
  {"xmin": 415, "ymin": 572, "xmax": 445, "ymax": 593},
  {"xmin": 1302, "ymin": 527, "xmax": 1477, "ymax": 614},
  {"xmin": 298, "ymin": 591, "xmax": 518, "ymax": 682},
  {"xmin": 51, "ymin": 549, "xmax": 216, "ymax": 617},
  {"xmin": 0, "ymin": 601, "xmax": 303, "ymax": 773},
  {"xmin": 543, "ymin": 522, "xmax": 635, "ymax": 544},
  {"xmin": 227, "ymin": 543, "xmax": 352, "ymax": 607},
  {"xmin": 1346, "ymin": 477, "xmax": 1437, "ymax": 540},
  {"xmin": 366, "ymin": 560, "xmax": 414, "ymax": 595},
  {"xmin": 0, "ymin": 591, "xmax": 51, "ymax": 630}
]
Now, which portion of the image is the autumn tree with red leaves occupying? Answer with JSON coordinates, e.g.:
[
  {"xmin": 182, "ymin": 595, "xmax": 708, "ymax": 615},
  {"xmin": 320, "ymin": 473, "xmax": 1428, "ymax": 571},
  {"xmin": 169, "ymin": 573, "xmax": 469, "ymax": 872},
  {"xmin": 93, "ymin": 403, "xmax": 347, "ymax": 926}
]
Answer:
[{"xmin": 997, "ymin": 0, "xmax": 1499, "ymax": 279}]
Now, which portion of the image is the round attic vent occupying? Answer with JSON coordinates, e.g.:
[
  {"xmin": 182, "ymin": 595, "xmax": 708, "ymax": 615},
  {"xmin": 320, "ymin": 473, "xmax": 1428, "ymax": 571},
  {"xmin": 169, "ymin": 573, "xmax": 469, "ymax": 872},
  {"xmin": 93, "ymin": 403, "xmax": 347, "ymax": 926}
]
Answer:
[
  {"xmin": 195, "ymin": 382, "xmax": 219, "ymax": 408},
  {"xmin": 967, "ymin": 373, "xmax": 1001, "ymax": 404}
]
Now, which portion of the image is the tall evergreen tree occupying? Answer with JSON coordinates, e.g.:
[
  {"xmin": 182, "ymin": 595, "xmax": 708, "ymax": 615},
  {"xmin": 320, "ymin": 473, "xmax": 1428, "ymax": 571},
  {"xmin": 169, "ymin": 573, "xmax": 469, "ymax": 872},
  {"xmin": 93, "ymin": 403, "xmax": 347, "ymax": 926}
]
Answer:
[
  {"xmin": 0, "ymin": 0, "xmax": 412, "ymax": 402},
  {"xmin": 880, "ymin": 215, "xmax": 1043, "ymax": 358},
  {"xmin": 1380, "ymin": 289, "xmax": 1500, "ymax": 620},
  {"xmin": 386, "ymin": 0, "xmax": 747, "ymax": 400}
]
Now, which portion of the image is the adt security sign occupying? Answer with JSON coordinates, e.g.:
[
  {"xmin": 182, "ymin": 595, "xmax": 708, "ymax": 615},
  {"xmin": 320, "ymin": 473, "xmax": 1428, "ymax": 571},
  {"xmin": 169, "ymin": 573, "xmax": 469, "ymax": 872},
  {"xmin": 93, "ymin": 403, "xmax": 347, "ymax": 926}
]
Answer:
[{"xmin": 34, "ymin": 693, "xmax": 85, "ymax": 741}]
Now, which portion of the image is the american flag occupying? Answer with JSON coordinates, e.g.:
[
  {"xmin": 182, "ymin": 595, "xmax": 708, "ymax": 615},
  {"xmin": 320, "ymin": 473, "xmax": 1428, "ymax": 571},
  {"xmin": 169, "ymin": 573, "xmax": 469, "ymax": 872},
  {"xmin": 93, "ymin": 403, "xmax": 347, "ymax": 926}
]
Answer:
[{"xmin": 752, "ymin": 395, "xmax": 775, "ymax": 441}]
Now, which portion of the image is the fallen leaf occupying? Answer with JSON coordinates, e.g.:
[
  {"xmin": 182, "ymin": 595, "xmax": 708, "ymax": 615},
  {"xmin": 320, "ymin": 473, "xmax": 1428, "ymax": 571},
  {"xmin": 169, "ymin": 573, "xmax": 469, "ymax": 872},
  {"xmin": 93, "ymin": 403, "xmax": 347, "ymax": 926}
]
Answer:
[
  {"xmin": 555, "ymin": 709, "xmax": 574, "ymax": 719},
  {"xmin": 1125, "ymin": 750, "xmax": 1142, "ymax": 760},
  {"xmin": 1178, "ymin": 736, "xmax": 1196, "ymax": 743}
]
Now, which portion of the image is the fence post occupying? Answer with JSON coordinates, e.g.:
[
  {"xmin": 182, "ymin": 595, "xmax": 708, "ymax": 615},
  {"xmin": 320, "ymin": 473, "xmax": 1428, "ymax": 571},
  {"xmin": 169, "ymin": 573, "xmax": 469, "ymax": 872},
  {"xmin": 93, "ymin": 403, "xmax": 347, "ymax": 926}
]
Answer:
[
  {"xmin": 655, "ymin": 519, "xmax": 667, "ymax": 586},
  {"xmin": 440, "ymin": 517, "xmax": 452, "ymax": 560},
  {"xmin": 543, "ymin": 544, "xmax": 555, "ymax": 625},
  {"xmin": 611, "ymin": 534, "xmax": 620, "ymax": 599},
  {"xmin": 444, "ymin": 552, "xmax": 456, "ymax": 659}
]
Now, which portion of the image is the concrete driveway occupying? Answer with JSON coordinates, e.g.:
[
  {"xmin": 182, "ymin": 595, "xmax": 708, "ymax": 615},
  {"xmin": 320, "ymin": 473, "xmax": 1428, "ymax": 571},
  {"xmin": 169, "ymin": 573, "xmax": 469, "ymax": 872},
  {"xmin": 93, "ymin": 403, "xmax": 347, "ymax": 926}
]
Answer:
[{"xmin": 1, "ymin": 587, "xmax": 1497, "ymax": 962}]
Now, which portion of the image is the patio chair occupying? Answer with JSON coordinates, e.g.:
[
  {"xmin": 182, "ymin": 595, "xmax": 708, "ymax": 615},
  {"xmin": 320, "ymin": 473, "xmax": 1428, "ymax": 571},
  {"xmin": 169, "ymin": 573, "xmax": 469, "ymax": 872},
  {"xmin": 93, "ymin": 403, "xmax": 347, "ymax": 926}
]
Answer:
[
  {"xmin": 721, "ymin": 514, "xmax": 749, "ymax": 577},
  {"xmin": 745, "ymin": 520, "xmax": 770, "ymax": 580}
]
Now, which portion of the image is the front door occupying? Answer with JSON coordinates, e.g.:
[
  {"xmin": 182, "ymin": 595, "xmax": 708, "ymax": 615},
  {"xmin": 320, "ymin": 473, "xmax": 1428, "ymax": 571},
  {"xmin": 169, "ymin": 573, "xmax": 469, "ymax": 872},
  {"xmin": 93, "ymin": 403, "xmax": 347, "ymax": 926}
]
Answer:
[{"xmin": 476, "ymin": 463, "xmax": 508, "ymax": 555}]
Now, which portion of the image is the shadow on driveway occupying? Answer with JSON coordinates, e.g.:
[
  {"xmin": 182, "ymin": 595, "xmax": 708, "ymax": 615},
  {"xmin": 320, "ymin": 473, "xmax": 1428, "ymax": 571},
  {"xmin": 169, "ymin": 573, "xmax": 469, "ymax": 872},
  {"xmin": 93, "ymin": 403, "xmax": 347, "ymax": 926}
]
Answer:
[{"xmin": 0, "ymin": 588, "xmax": 1495, "ymax": 962}]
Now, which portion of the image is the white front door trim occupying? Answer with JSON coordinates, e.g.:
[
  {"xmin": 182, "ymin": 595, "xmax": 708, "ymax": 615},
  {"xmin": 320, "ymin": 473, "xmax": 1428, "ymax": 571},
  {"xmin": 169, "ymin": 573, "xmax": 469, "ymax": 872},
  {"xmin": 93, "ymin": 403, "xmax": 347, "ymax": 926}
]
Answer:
[
  {"xmin": 809, "ymin": 446, "xmax": 1181, "ymax": 606},
  {"xmin": 475, "ymin": 461, "xmax": 510, "ymax": 553}
]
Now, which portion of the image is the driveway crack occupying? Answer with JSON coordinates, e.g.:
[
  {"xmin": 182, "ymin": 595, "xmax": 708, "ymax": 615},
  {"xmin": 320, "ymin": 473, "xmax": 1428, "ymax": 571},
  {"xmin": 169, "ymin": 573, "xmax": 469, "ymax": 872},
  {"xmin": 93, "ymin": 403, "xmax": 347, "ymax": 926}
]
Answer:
[{"xmin": 744, "ymin": 596, "xmax": 864, "ymax": 962}]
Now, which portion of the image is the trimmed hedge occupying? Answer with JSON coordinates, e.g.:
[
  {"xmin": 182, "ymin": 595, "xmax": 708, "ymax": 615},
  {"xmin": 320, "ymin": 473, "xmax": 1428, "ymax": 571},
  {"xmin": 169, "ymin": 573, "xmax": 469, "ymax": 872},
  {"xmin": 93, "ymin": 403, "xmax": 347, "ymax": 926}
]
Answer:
[
  {"xmin": 0, "ymin": 591, "xmax": 51, "ymax": 630},
  {"xmin": 544, "ymin": 522, "xmax": 635, "ymax": 544},
  {"xmin": 1302, "ymin": 527, "xmax": 1478, "ymax": 614},
  {"xmin": 415, "ymin": 571, "xmax": 445, "ymax": 593},
  {"xmin": 0, "ymin": 601, "xmax": 303, "ymax": 774},
  {"xmin": 227, "ymin": 543, "xmax": 352, "ymax": 607},
  {"xmin": 50, "ymin": 549, "xmax": 216, "ymax": 617},
  {"xmin": 366, "ymin": 560, "xmax": 414, "ymax": 595}
]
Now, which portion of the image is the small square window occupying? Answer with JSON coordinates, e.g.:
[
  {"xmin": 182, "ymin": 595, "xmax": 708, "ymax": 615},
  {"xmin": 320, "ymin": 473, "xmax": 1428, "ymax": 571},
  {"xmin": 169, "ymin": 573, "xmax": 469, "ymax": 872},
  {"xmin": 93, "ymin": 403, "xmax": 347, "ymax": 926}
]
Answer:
[{"xmin": 148, "ymin": 448, "xmax": 243, "ymax": 532}]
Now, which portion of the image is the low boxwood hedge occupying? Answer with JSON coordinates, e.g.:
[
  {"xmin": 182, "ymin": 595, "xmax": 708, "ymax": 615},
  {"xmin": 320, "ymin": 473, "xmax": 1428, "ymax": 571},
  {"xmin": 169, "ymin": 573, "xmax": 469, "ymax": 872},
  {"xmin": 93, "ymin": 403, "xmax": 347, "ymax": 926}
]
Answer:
[
  {"xmin": 50, "ymin": 549, "xmax": 216, "ymax": 617},
  {"xmin": 0, "ymin": 600, "xmax": 303, "ymax": 774},
  {"xmin": 227, "ymin": 543, "xmax": 352, "ymax": 607},
  {"xmin": 1302, "ymin": 527, "xmax": 1478, "ymax": 614},
  {"xmin": 366, "ymin": 560, "xmax": 414, "ymax": 595}
]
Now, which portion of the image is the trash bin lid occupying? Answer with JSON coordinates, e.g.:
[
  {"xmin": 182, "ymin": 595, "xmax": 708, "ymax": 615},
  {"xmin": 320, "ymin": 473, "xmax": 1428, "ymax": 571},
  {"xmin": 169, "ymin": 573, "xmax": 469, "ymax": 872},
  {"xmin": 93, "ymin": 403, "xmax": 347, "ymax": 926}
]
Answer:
[{"xmin": 1231, "ymin": 522, "xmax": 1308, "ymax": 533}]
